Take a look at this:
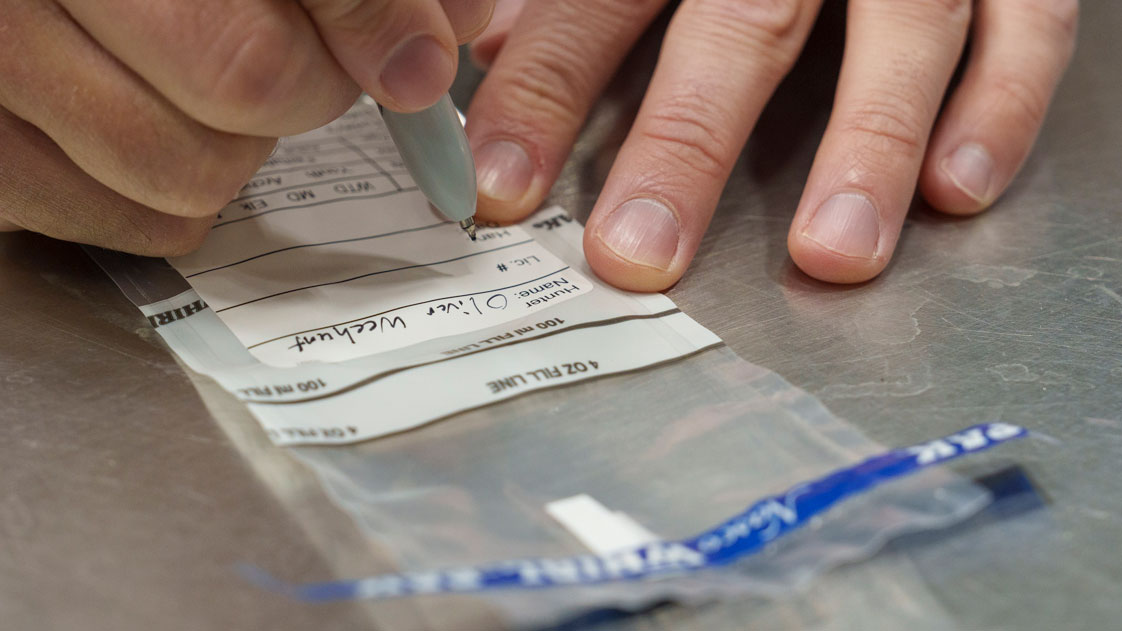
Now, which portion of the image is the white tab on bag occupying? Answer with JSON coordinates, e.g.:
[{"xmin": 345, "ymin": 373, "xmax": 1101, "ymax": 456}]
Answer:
[{"xmin": 545, "ymin": 494, "xmax": 661, "ymax": 555}]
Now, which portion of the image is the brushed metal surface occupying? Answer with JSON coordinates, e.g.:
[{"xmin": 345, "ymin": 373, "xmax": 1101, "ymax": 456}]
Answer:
[{"xmin": 2, "ymin": 2, "xmax": 1119, "ymax": 629}]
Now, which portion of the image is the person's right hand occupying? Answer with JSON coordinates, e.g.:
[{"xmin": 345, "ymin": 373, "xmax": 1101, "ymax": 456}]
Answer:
[{"xmin": 0, "ymin": 0, "xmax": 494, "ymax": 254}]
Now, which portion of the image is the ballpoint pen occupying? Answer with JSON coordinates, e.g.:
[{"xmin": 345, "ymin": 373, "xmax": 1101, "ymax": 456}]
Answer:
[{"xmin": 378, "ymin": 94, "xmax": 479, "ymax": 240}]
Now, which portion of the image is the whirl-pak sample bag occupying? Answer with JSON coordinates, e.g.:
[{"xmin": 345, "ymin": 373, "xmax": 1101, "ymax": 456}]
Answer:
[{"xmin": 89, "ymin": 101, "xmax": 1018, "ymax": 629}]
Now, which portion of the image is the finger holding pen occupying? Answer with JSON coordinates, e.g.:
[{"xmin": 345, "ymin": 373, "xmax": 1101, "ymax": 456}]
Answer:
[{"xmin": 0, "ymin": 0, "xmax": 494, "ymax": 254}]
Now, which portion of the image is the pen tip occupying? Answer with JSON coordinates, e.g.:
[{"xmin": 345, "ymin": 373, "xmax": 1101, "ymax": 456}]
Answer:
[{"xmin": 460, "ymin": 217, "xmax": 477, "ymax": 241}]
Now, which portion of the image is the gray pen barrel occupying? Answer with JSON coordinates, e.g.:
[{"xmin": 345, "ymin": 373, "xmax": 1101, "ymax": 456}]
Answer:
[{"xmin": 380, "ymin": 95, "xmax": 477, "ymax": 223}]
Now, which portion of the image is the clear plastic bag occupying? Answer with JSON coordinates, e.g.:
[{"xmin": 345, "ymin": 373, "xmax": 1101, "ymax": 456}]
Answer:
[
  {"xmin": 85, "ymin": 100, "xmax": 1001, "ymax": 629},
  {"xmin": 288, "ymin": 346, "xmax": 991, "ymax": 628},
  {"xmin": 89, "ymin": 235, "xmax": 998, "ymax": 629}
]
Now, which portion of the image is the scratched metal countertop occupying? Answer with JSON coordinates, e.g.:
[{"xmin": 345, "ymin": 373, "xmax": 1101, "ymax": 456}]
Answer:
[{"xmin": 2, "ymin": 3, "xmax": 1120, "ymax": 630}]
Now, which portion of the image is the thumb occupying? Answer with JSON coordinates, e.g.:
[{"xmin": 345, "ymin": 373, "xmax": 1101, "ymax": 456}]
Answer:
[{"xmin": 301, "ymin": 0, "xmax": 459, "ymax": 112}]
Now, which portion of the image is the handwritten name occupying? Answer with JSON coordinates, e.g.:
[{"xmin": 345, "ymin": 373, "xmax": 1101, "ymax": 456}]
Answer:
[{"xmin": 288, "ymin": 316, "xmax": 406, "ymax": 353}]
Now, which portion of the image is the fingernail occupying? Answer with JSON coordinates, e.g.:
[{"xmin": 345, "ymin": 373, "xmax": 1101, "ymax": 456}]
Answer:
[
  {"xmin": 941, "ymin": 142, "xmax": 995, "ymax": 203},
  {"xmin": 802, "ymin": 192, "xmax": 881, "ymax": 259},
  {"xmin": 380, "ymin": 36, "xmax": 455, "ymax": 111},
  {"xmin": 597, "ymin": 198, "xmax": 680, "ymax": 270},
  {"xmin": 475, "ymin": 140, "xmax": 533, "ymax": 202}
]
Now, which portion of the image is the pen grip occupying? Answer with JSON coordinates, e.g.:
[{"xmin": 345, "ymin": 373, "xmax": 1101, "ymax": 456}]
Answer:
[{"xmin": 380, "ymin": 95, "xmax": 477, "ymax": 223}]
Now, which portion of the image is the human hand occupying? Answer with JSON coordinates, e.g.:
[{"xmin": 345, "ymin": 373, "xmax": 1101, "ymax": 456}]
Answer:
[
  {"xmin": 0, "ymin": 0, "xmax": 494, "ymax": 253},
  {"xmin": 465, "ymin": 0, "xmax": 1078, "ymax": 289}
]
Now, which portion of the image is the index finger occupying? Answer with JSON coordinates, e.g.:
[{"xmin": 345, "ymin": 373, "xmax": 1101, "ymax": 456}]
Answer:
[{"xmin": 584, "ymin": 0, "xmax": 821, "ymax": 291}]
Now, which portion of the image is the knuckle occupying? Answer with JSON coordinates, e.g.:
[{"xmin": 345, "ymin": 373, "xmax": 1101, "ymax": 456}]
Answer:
[
  {"xmin": 551, "ymin": 0, "xmax": 666, "ymax": 50},
  {"xmin": 864, "ymin": 0, "xmax": 971, "ymax": 31},
  {"xmin": 928, "ymin": 0, "xmax": 972, "ymax": 19},
  {"xmin": 604, "ymin": 0, "xmax": 665, "ymax": 12},
  {"xmin": 638, "ymin": 93, "xmax": 734, "ymax": 182},
  {"xmin": 300, "ymin": 0, "xmax": 369, "ymax": 23},
  {"xmin": 688, "ymin": 0, "xmax": 803, "ymax": 43},
  {"xmin": 175, "ymin": 138, "xmax": 276, "ymax": 218},
  {"xmin": 840, "ymin": 92, "xmax": 929, "ymax": 159},
  {"xmin": 1055, "ymin": 0, "xmax": 1081, "ymax": 36},
  {"xmin": 595, "ymin": 0, "xmax": 672, "ymax": 21},
  {"xmin": 497, "ymin": 41, "xmax": 594, "ymax": 126},
  {"xmin": 144, "ymin": 218, "xmax": 213, "ymax": 258},
  {"xmin": 166, "ymin": 195, "xmax": 226, "ymax": 220},
  {"xmin": 1024, "ymin": 0, "xmax": 1080, "ymax": 41},
  {"xmin": 450, "ymin": 5, "xmax": 494, "ymax": 43},
  {"xmin": 988, "ymin": 71, "xmax": 1052, "ymax": 131},
  {"xmin": 197, "ymin": 12, "xmax": 303, "ymax": 112},
  {"xmin": 169, "ymin": 177, "xmax": 240, "ymax": 219},
  {"xmin": 913, "ymin": 0, "xmax": 970, "ymax": 19},
  {"xmin": 304, "ymin": 0, "xmax": 404, "ymax": 39}
]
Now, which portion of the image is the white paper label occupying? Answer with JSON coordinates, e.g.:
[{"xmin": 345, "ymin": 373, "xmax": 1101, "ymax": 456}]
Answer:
[
  {"xmin": 169, "ymin": 109, "xmax": 590, "ymax": 367},
  {"xmin": 138, "ymin": 100, "xmax": 722, "ymax": 445}
]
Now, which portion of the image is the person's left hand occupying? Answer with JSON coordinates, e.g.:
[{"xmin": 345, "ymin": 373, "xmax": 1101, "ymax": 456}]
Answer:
[{"xmin": 464, "ymin": 0, "xmax": 1078, "ymax": 290}]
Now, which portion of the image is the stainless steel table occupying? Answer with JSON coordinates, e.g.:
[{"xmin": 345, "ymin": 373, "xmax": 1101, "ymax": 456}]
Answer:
[{"xmin": 3, "ymin": 2, "xmax": 1120, "ymax": 629}]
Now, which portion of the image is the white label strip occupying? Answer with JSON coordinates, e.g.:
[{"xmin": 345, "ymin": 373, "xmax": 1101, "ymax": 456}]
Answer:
[
  {"xmin": 139, "ymin": 284, "xmax": 720, "ymax": 445},
  {"xmin": 247, "ymin": 312, "xmax": 719, "ymax": 445},
  {"xmin": 135, "ymin": 100, "xmax": 722, "ymax": 445},
  {"xmin": 168, "ymin": 108, "xmax": 590, "ymax": 367}
]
